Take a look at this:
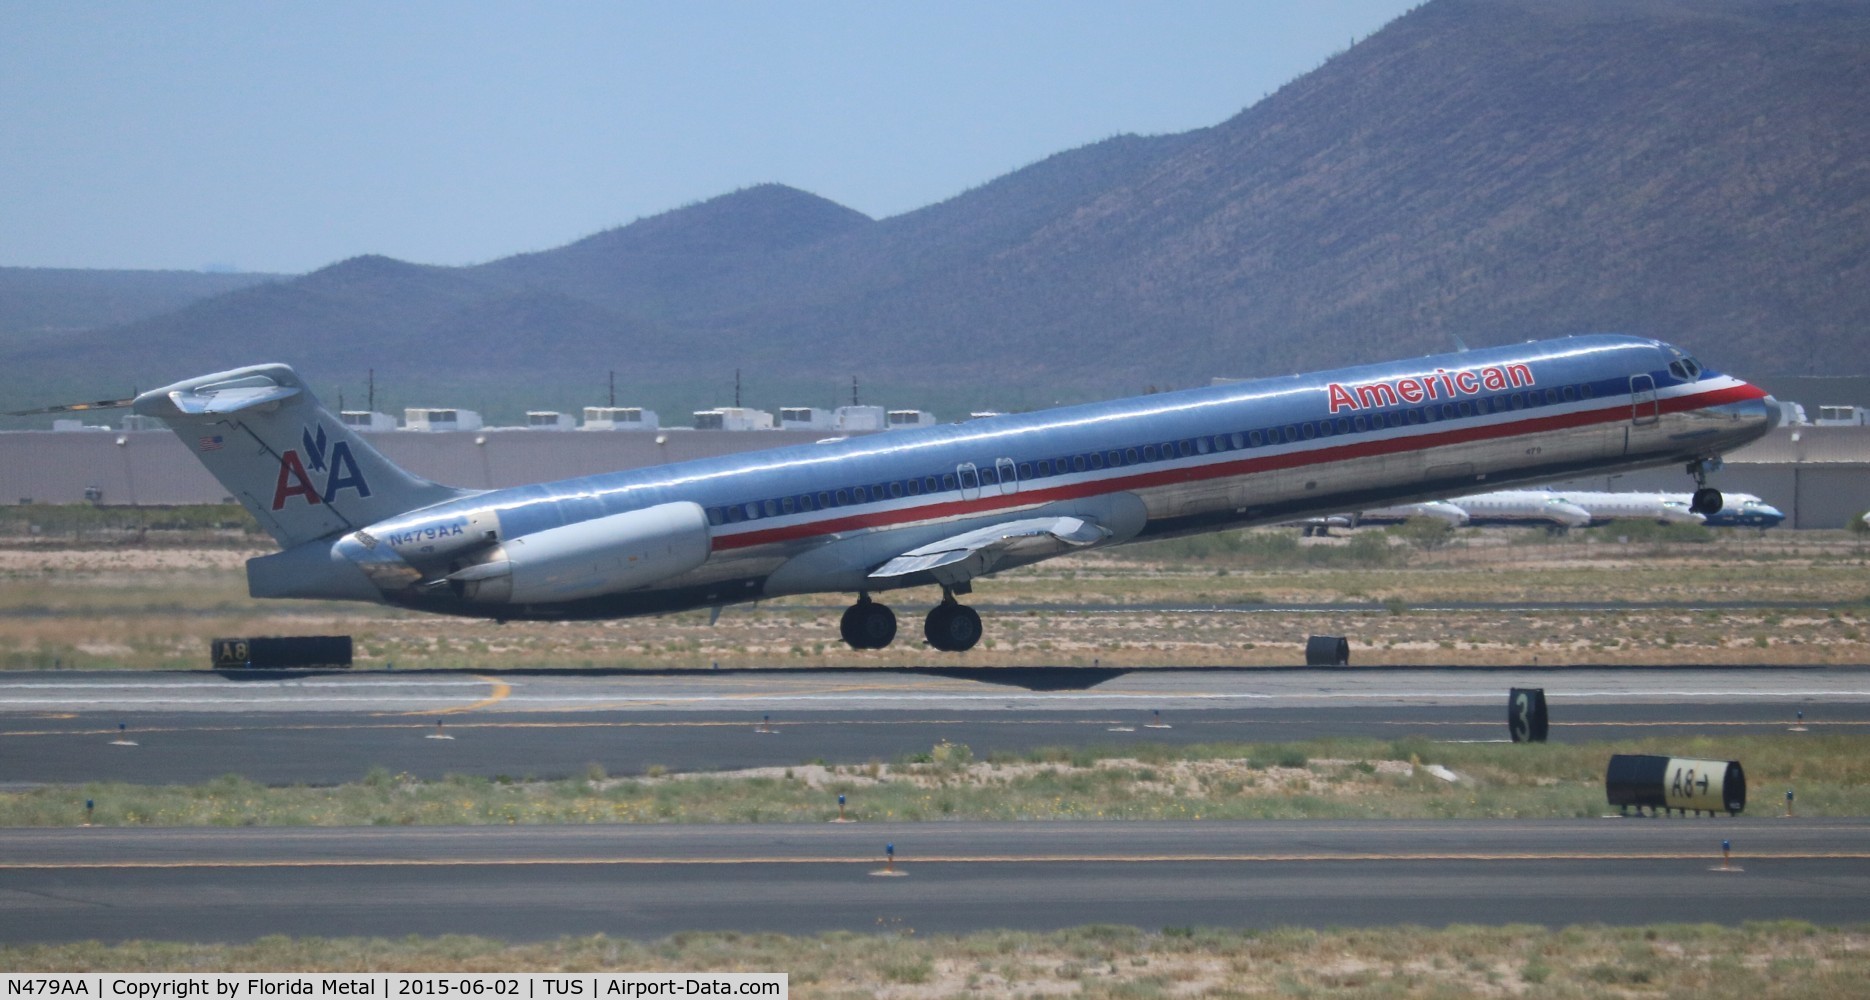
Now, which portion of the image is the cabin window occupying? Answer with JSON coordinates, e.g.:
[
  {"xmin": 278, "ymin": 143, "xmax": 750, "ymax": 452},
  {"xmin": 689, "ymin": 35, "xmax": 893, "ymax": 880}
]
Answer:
[
  {"xmin": 1212, "ymin": 435, "xmax": 1230, "ymax": 452},
  {"xmin": 1142, "ymin": 444, "xmax": 1159, "ymax": 461},
  {"xmin": 707, "ymin": 507, "xmax": 726, "ymax": 526},
  {"xmin": 1317, "ymin": 420, "xmax": 1334, "ymax": 437},
  {"xmin": 1087, "ymin": 452, "xmax": 1105, "ymax": 470},
  {"xmin": 852, "ymin": 486, "xmax": 868, "ymax": 504},
  {"xmin": 725, "ymin": 505, "xmax": 744, "ymax": 523},
  {"xmin": 921, "ymin": 476, "xmax": 937, "ymax": 492},
  {"xmin": 1072, "ymin": 455, "xmax": 1087, "ymax": 472},
  {"xmin": 1107, "ymin": 450, "xmax": 1124, "ymax": 467},
  {"xmin": 1406, "ymin": 410, "xmax": 1424, "ymax": 425},
  {"xmin": 761, "ymin": 500, "xmax": 778, "ymax": 518},
  {"xmin": 1248, "ymin": 430, "xmax": 1264, "ymax": 447},
  {"xmin": 739, "ymin": 502, "xmax": 758, "ymax": 520},
  {"xmin": 941, "ymin": 474, "xmax": 957, "ymax": 491},
  {"xmin": 889, "ymin": 481, "xmax": 905, "ymax": 498},
  {"xmin": 980, "ymin": 466, "xmax": 999, "ymax": 485},
  {"xmin": 1456, "ymin": 401, "xmax": 1473, "ymax": 418},
  {"xmin": 1352, "ymin": 415, "xmax": 1368, "ymax": 432},
  {"xmin": 1125, "ymin": 447, "xmax": 1140, "ymax": 464},
  {"xmin": 1300, "ymin": 423, "xmax": 1317, "ymax": 439},
  {"xmin": 960, "ymin": 466, "xmax": 980, "ymax": 490},
  {"xmin": 1562, "ymin": 385, "xmax": 1578, "ymax": 403},
  {"xmin": 781, "ymin": 497, "xmax": 796, "ymax": 515},
  {"xmin": 1440, "ymin": 404, "xmax": 1456, "ymax": 420},
  {"xmin": 1018, "ymin": 462, "xmax": 1032, "ymax": 479},
  {"xmin": 1507, "ymin": 394, "xmax": 1524, "ymax": 410},
  {"xmin": 906, "ymin": 478, "xmax": 921, "ymax": 496},
  {"xmin": 800, "ymin": 494, "xmax": 816, "ymax": 512},
  {"xmin": 1544, "ymin": 388, "xmax": 1559, "ymax": 405},
  {"xmin": 835, "ymin": 489, "xmax": 850, "ymax": 506},
  {"xmin": 1283, "ymin": 425, "xmax": 1299, "ymax": 442},
  {"xmin": 817, "ymin": 491, "xmax": 832, "ymax": 508}
]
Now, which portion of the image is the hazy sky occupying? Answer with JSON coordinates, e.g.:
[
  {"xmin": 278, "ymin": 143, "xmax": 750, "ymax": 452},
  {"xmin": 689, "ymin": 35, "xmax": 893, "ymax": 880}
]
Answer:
[{"xmin": 2, "ymin": 1, "xmax": 1418, "ymax": 274}]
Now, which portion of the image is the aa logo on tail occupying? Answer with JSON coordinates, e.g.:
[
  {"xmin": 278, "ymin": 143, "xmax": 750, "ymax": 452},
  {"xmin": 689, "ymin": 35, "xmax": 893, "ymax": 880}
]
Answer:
[{"xmin": 272, "ymin": 423, "xmax": 372, "ymax": 510}]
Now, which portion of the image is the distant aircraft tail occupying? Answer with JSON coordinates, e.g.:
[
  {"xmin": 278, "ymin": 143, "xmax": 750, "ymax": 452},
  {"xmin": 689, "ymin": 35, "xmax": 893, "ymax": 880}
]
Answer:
[{"xmin": 133, "ymin": 363, "xmax": 471, "ymax": 547}]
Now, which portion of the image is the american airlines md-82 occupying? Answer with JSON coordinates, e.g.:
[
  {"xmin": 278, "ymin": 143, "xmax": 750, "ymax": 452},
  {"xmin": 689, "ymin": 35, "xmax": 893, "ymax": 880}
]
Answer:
[{"xmin": 41, "ymin": 335, "xmax": 1773, "ymax": 652}]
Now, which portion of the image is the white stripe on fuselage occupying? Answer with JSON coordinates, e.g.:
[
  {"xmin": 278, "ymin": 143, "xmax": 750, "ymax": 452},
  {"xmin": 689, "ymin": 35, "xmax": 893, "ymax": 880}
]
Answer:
[{"xmin": 703, "ymin": 373, "xmax": 1749, "ymax": 548}]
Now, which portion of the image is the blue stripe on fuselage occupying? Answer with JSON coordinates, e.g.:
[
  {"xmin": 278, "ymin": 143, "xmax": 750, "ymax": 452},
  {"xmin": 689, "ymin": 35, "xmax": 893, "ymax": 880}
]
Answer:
[{"xmin": 377, "ymin": 334, "xmax": 1700, "ymax": 547}]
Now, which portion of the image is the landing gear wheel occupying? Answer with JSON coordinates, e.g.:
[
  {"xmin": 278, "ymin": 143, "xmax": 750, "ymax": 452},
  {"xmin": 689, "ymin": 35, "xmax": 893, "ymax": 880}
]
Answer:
[
  {"xmin": 1691, "ymin": 487, "xmax": 1724, "ymax": 516},
  {"xmin": 924, "ymin": 602, "xmax": 983, "ymax": 653},
  {"xmin": 840, "ymin": 598, "xmax": 897, "ymax": 650}
]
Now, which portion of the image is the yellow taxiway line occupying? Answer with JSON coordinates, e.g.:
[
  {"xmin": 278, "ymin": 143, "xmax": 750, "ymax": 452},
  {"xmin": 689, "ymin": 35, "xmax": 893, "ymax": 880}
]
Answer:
[{"xmin": 400, "ymin": 675, "xmax": 512, "ymax": 716}]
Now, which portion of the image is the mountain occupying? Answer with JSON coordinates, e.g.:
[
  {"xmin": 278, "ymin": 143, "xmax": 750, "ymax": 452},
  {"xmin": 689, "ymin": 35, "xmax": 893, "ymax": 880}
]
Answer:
[
  {"xmin": 7, "ymin": 0, "xmax": 1867, "ymax": 421},
  {"xmin": 0, "ymin": 267, "xmax": 284, "ymax": 343}
]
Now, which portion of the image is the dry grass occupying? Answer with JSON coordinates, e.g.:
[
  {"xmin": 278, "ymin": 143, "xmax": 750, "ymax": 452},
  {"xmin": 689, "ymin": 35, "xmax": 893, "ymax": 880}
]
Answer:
[
  {"xmin": 9, "ymin": 734, "xmax": 1865, "ymax": 826},
  {"xmin": 2, "ymin": 527, "xmax": 1868, "ymax": 670},
  {"xmin": 5, "ymin": 923, "xmax": 1868, "ymax": 997}
]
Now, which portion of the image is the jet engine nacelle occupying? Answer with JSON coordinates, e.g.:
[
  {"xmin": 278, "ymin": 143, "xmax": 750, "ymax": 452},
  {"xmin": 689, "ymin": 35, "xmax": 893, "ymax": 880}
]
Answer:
[{"xmin": 448, "ymin": 501, "xmax": 710, "ymax": 604}]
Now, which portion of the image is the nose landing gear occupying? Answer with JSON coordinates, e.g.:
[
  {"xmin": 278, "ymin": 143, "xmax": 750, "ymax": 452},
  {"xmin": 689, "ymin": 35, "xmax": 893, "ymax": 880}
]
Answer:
[
  {"xmin": 1687, "ymin": 458, "xmax": 1725, "ymax": 516},
  {"xmin": 924, "ymin": 591, "xmax": 983, "ymax": 653}
]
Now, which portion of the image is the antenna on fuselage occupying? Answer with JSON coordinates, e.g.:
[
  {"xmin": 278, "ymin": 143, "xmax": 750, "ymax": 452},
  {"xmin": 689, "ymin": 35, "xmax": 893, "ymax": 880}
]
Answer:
[{"xmin": 1451, "ymin": 335, "xmax": 1470, "ymax": 352}]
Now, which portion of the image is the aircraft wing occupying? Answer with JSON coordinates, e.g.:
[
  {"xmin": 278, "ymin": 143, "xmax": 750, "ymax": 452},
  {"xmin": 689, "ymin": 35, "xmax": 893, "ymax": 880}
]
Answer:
[{"xmin": 868, "ymin": 515, "xmax": 1110, "ymax": 587}]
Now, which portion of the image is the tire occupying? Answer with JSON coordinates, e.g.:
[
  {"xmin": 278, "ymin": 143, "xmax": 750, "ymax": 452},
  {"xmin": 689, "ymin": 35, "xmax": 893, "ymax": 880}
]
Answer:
[
  {"xmin": 925, "ymin": 603, "xmax": 982, "ymax": 653},
  {"xmin": 841, "ymin": 601, "xmax": 896, "ymax": 649}
]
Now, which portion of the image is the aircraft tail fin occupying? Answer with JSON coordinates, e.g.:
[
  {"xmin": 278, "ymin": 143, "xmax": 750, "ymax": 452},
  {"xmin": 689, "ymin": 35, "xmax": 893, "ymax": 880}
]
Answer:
[{"xmin": 133, "ymin": 363, "xmax": 471, "ymax": 547}]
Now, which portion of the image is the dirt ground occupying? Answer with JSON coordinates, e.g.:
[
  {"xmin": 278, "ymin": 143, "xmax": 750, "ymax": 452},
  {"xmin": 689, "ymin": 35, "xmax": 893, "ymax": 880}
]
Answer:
[{"xmin": 2, "ymin": 527, "xmax": 1867, "ymax": 670}]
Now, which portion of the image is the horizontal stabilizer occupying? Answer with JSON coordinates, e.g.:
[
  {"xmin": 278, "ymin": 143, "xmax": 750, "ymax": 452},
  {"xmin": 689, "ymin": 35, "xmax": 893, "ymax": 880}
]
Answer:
[
  {"xmin": 869, "ymin": 516, "xmax": 1108, "ymax": 586},
  {"xmin": 164, "ymin": 374, "xmax": 303, "ymax": 414}
]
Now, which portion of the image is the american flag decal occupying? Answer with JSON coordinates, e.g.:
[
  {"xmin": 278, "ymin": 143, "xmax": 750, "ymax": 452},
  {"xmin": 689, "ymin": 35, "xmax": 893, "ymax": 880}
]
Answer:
[{"xmin": 198, "ymin": 435, "xmax": 224, "ymax": 451}]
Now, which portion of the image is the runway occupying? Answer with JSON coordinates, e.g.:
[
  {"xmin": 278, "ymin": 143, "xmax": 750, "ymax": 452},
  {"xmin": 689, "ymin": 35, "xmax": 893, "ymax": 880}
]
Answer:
[
  {"xmin": 2, "ymin": 819, "xmax": 1864, "ymax": 942},
  {"xmin": 3, "ymin": 667, "xmax": 1867, "ymax": 786}
]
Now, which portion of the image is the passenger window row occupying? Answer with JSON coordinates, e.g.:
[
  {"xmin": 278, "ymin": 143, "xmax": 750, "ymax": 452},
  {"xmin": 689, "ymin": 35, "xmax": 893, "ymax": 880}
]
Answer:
[{"xmin": 703, "ymin": 379, "xmax": 1611, "ymax": 527}]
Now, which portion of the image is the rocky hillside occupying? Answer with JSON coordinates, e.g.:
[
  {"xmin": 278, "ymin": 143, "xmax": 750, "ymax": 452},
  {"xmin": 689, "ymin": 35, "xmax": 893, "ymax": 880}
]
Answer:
[{"xmin": 8, "ymin": 0, "xmax": 1866, "ymax": 419}]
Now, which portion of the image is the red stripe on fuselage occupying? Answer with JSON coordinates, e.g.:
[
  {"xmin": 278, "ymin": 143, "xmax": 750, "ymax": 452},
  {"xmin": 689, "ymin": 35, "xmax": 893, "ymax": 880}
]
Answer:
[{"xmin": 709, "ymin": 381, "xmax": 1766, "ymax": 552}]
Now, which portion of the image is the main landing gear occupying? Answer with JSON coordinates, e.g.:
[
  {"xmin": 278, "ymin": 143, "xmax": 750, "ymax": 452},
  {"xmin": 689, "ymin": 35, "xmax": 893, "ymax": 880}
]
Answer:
[
  {"xmin": 924, "ymin": 590, "xmax": 983, "ymax": 653},
  {"xmin": 838, "ymin": 589, "xmax": 983, "ymax": 653},
  {"xmin": 839, "ymin": 595, "xmax": 897, "ymax": 650},
  {"xmin": 1687, "ymin": 458, "xmax": 1725, "ymax": 516}
]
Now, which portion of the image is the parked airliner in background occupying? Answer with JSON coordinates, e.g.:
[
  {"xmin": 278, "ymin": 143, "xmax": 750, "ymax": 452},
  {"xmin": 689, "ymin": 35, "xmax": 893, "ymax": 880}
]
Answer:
[
  {"xmin": 1656, "ymin": 491, "xmax": 1784, "ymax": 528},
  {"xmin": 27, "ymin": 334, "xmax": 1773, "ymax": 652},
  {"xmin": 1293, "ymin": 500, "xmax": 1466, "ymax": 536},
  {"xmin": 1537, "ymin": 490, "xmax": 1705, "ymax": 526},
  {"xmin": 1448, "ymin": 490, "xmax": 1595, "ymax": 531},
  {"xmin": 1350, "ymin": 501, "xmax": 1471, "ymax": 527}
]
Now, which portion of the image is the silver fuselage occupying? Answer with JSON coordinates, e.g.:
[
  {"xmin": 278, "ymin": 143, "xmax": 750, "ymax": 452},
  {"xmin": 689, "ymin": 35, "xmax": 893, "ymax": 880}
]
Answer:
[{"xmin": 300, "ymin": 334, "xmax": 1774, "ymax": 619}]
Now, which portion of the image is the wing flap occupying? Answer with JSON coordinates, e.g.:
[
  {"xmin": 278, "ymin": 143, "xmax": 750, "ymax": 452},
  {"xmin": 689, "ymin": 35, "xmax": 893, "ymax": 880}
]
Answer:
[{"xmin": 869, "ymin": 516, "xmax": 1108, "ymax": 584}]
